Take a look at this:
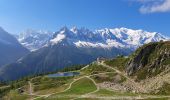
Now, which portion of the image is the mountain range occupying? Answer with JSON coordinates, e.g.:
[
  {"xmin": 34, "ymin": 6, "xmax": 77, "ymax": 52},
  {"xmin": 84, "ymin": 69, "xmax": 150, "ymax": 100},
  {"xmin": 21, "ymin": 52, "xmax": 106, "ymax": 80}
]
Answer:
[
  {"xmin": 0, "ymin": 26, "xmax": 169, "ymax": 81},
  {"xmin": 17, "ymin": 29, "xmax": 53, "ymax": 51},
  {"xmin": 17, "ymin": 27, "xmax": 169, "ymax": 51}
]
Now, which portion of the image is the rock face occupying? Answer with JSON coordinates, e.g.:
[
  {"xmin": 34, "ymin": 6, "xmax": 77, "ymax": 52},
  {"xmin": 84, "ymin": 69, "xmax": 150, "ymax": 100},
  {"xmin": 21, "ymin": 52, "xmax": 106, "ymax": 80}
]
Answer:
[
  {"xmin": 126, "ymin": 43, "xmax": 158, "ymax": 75},
  {"xmin": 126, "ymin": 41, "xmax": 170, "ymax": 80}
]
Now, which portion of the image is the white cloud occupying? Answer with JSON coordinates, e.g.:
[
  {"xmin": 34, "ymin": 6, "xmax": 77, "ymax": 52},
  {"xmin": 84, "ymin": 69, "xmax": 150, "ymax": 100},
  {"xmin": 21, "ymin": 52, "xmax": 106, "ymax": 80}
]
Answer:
[
  {"xmin": 132, "ymin": 0, "xmax": 170, "ymax": 13},
  {"xmin": 137, "ymin": 0, "xmax": 159, "ymax": 3},
  {"xmin": 140, "ymin": 0, "xmax": 170, "ymax": 13}
]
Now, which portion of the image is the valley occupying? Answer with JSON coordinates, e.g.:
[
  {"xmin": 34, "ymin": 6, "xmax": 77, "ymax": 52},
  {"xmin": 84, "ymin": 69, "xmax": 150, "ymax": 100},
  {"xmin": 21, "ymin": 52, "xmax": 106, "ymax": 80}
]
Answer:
[
  {"xmin": 1, "ymin": 59, "xmax": 170, "ymax": 100},
  {"xmin": 1, "ymin": 41, "xmax": 170, "ymax": 100}
]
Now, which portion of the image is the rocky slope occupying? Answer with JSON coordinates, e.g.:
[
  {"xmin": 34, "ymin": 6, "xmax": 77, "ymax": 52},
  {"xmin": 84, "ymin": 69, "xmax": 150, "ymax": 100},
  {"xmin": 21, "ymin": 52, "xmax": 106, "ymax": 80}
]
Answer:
[
  {"xmin": 125, "ymin": 41, "xmax": 170, "ymax": 94},
  {"xmin": 102, "ymin": 41, "xmax": 170, "ymax": 94},
  {"xmin": 126, "ymin": 41, "xmax": 170, "ymax": 79}
]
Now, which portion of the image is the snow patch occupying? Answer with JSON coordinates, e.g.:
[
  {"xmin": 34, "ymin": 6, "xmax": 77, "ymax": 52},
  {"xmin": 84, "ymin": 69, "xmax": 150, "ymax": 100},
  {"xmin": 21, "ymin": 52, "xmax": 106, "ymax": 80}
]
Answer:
[{"xmin": 50, "ymin": 34, "xmax": 66, "ymax": 44}]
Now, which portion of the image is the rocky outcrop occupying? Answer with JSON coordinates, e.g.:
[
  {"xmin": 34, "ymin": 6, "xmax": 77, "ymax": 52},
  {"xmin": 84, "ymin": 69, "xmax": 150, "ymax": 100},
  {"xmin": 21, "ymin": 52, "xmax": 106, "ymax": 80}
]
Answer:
[
  {"xmin": 126, "ymin": 42, "xmax": 158, "ymax": 75},
  {"xmin": 126, "ymin": 41, "xmax": 170, "ymax": 79}
]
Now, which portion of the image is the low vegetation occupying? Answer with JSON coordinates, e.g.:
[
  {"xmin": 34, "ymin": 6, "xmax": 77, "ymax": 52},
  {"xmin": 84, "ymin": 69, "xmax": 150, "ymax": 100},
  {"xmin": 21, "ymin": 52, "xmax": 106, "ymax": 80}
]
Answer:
[
  {"xmin": 46, "ymin": 77, "xmax": 97, "ymax": 100},
  {"xmin": 104, "ymin": 56, "xmax": 128, "ymax": 71},
  {"xmin": 91, "ymin": 73, "xmax": 117, "ymax": 83},
  {"xmin": 126, "ymin": 41, "xmax": 170, "ymax": 81},
  {"xmin": 32, "ymin": 76, "xmax": 73, "ymax": 92},
  {"xmin": 62, "ymin": 77, "xmax": 96, "ymax": 95},
  {"xmin": 162, "ymin": 58, "xmax": 170, "ymax": 65},
  {"xmin": 94, "ymin": 89, "xmax": 138, "ymax": 96},
  {"xmin": 157, "ymin": 82, "xmax": 170, "ymax": 95},
  {"xmin": 3, "ymin": 90, "xmax": 30, "ymax": 100},
  {"xmin": 81, "ymin": 63, "xmax": 113, "ymax": 74},
  {"xmin": 91, "ymin": 73, "xmax": 126, "ymax": 84}
]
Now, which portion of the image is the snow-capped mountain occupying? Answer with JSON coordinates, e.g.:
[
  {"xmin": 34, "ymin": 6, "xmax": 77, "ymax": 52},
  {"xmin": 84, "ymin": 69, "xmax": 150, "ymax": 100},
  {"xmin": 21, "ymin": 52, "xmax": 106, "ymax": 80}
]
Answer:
[
  {"xmin": 18, "ymin": 29, "xmax": 53, "ymax": 51},
  {"xmin": 49, "ymin": 27, "xmax": 168, "ymax": 50},
  {"xmin": 17, "ymin": 27, "xmax": 169, "ymax": 51}
]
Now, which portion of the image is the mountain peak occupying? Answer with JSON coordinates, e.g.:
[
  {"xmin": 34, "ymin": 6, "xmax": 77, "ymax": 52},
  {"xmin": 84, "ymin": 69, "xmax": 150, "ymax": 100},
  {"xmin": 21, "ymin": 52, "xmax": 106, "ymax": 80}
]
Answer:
[
  {"xmin": 18, "ymin": 29, "xmax": 53, "ymax": 51},
  {"xmin": 70, "ymin": 26, "xmax": 78, "ymax": 33},
  {"xmin": 59, "ymin": 26, "xmax": 69, "ymax": 33},
  {"xmin": 0, "ymin": 27, "xmax": 7, "ymax": 34}
]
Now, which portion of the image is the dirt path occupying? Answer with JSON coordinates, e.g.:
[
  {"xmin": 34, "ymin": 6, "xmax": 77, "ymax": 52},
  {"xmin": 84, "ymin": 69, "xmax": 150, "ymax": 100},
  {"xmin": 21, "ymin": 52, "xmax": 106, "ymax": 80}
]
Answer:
[
  {"xmin": 40, "ymin": 76, "xmax": 86, "ymax": 99},
  {"xmin": 28, "ymin": 81, "xmax": 33, "ymax": 95},
  {"xmin": 33, "ymin": 72, "xmax": 114, "ymax": 100},
  {"xmin": 31, "ymin": 76, "xmax": 85, "ymax": 99},
  {"xmin": 82, "ymin": 76, "xmax": 100, "ymax": 96},
  {"xmin": 98, "ymin": 61, "xmax": 147, "ymax": 93},
  {"xmin": 74, "ymin": 95, "xmax": 170, "ymax": 100},
  {"xmin": 80, "ymin": 65, "xmax": 89, "ymax": 70},
  {"xmin": 0, "ymin": 85, "xmax": 10, "ymax": 89},
  {"xmin": 26, "ymin": 79, "xmax": 51, "ymax": 100},
  {"xmin": 32, "ymin": 68, "xmax": 145, "ymax": 100},
  {"xmin": 72, "ymin": 76, "xmax": 100, "ymax": 100}
]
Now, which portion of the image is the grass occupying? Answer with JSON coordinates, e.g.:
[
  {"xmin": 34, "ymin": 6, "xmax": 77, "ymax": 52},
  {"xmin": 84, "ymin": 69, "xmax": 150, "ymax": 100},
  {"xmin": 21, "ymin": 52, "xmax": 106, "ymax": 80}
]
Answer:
[
  {"xmin": 75, "ymin": 98, "xmax": 100, "ymax": 100},
  {"xmin": 90, "ymin": 71, "xmax": 127, "ymax": 84},
  {"xmin": 34, "ymin": 83, "xmax": 69, "ymax": 95},
  {"xmin": 81, "ymin": 63, "xmax": 114, "ymax": 75},
  {"xmin": 156, "ymin": 82, "xmax": 170, "ymax": 95},
  {"xmin": 104, "ymin": 56, "xmax": 128, "ymax": 71},
  {"xmin": 59, "ymin": 77, "xmax": 97, "ymax": 95},
  {"xmin": 162, "ymin": 58, "xmax": 170, "ymax": 65},
  {"xmin": 144, "ymin": 98, "xmax": 170, "ymax": 100},
  {"xmin": 90, "ymin": 73, "xmax": 117, "ymax": 83},
  {"xmin": 36, "ymin": 96, "xmax": 75, "ymax": 100},
  {"xmin": 31, "ymin": 76, "xmax": 73, "ymax": 92},
  {"xmin": 44, "ymin": 77, "xmax": 97, "ymax": 100},
  {"xmin": 2, "ymin": 90, "xmax": 30, "ymax": 100},
  {"xmin": 93, "ymin": 89, "xmax": 138, "ymax": 96},
  {"xmin": 0, "ymin": 86, "xmax": 10, "ymax": 97}
]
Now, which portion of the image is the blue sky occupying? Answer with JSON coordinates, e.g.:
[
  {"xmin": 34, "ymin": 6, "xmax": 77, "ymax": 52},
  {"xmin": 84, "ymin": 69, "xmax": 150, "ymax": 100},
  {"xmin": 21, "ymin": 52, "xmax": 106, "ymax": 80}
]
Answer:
[{"xmin": 0, "ymin": 0, "xmax": 170, "ymax": 36}]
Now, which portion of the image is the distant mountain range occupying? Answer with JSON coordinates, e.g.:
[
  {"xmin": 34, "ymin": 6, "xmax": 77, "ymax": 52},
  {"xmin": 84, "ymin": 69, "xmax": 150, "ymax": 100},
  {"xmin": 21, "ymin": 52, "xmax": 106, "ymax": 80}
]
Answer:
[
  {"xmin": 17, "ymin": 29, "xmax": 53, "ymax": 51},
  {"xmin": 0, "ymin": 27, "xmax": 29, "ymax": 67},
  {"xmin": 0, "ymin": 26, "xmax": 169, "ymax": 81},
  {"xmin": 17, "ymin": 27, "xmax": 169, "ymax": 51}
]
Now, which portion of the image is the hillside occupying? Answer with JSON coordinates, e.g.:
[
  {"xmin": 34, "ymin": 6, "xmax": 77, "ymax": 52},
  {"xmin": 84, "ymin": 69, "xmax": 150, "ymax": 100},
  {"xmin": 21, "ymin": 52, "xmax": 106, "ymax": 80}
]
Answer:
[
  {"xmin": 126, "ymin": 41, "xmax": 170, "ymax": 80},
  {"xmin": 0, "ymin": 27, "xmax": 29, "ymax": 67},
  {"xmin": 0, "ymin": 41, "xmax": 170, "ymax": 100},
  {"xmin": 106, "ymin": 41, "xmax": 170, "ymax": 94}
]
